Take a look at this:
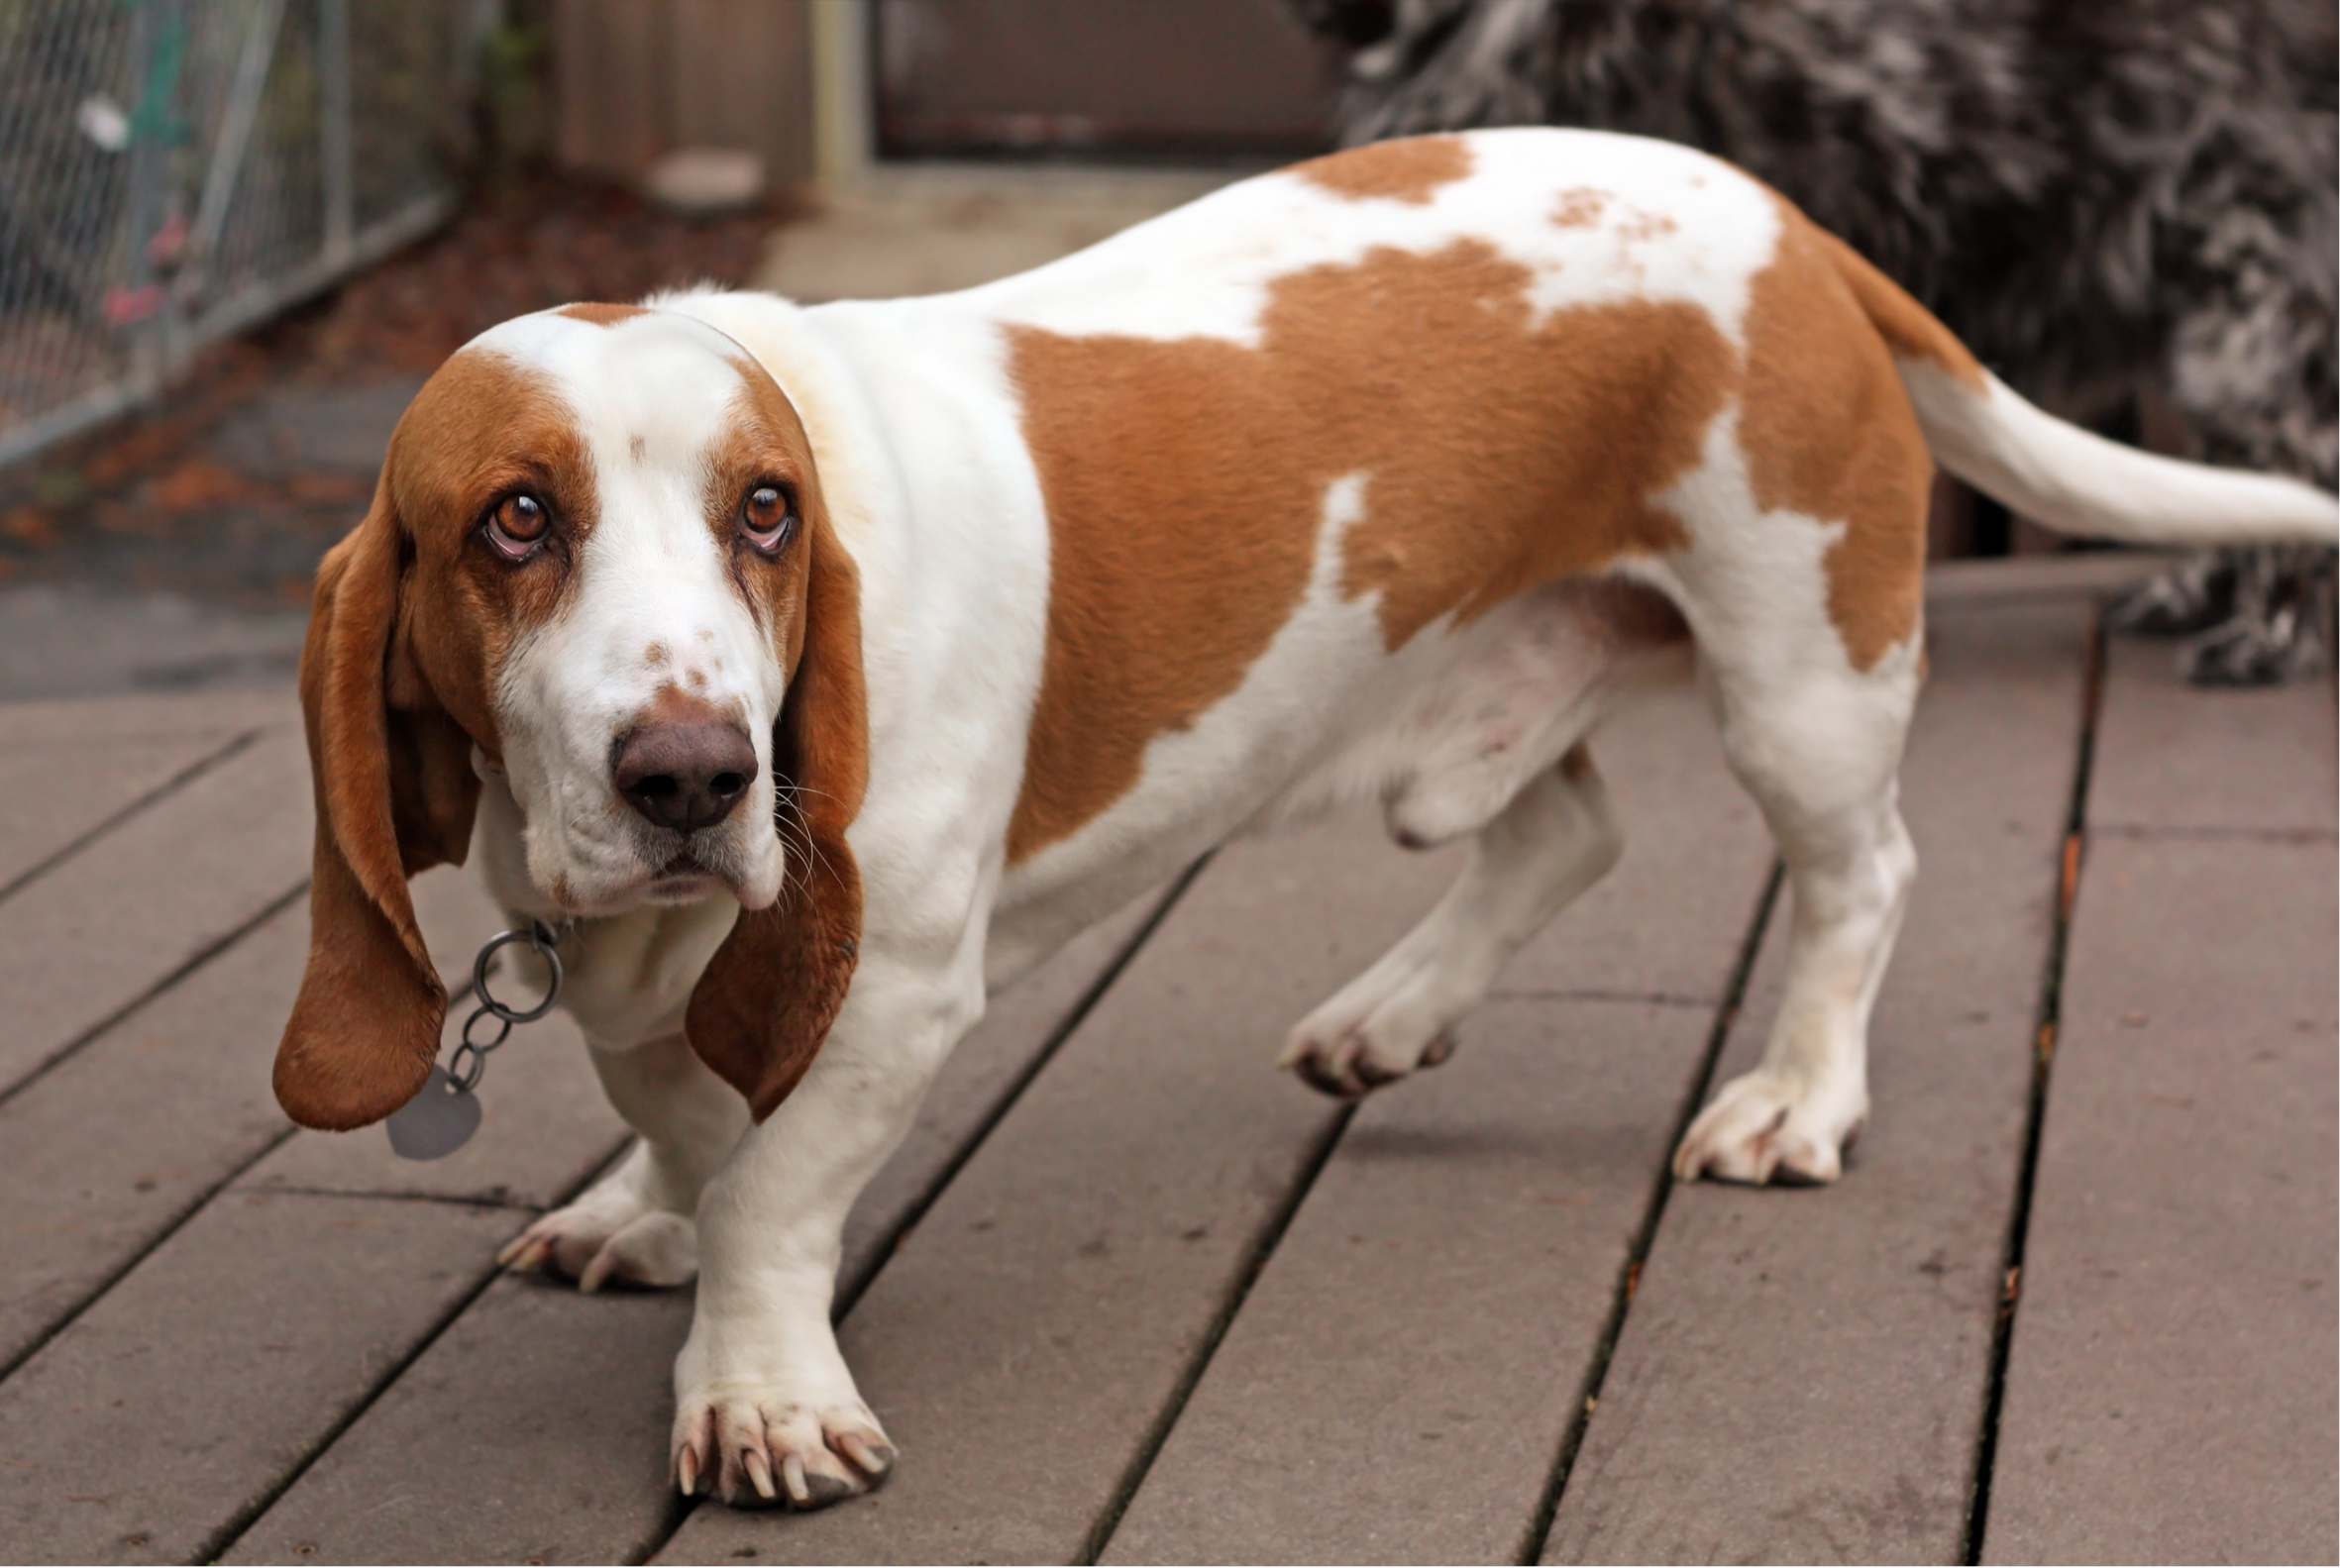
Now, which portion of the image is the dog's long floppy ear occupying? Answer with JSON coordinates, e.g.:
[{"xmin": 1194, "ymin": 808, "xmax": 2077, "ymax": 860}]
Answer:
[
  {"xmin": 686, "ymin": 512, "xmax": 869, "ymax": 1122},
  {"xmin": 273, "ymin": 484, "xmax": 481, "ymax": 1130}
]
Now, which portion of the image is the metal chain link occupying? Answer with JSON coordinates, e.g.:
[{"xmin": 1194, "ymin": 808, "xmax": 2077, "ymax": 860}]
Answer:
[{"xmin": 447, "ymin": 920, "xmax": 563, "ymax": 1093}]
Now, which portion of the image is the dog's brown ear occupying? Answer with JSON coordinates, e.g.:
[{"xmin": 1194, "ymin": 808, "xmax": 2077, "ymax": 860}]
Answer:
[
  {"xmin": 687, "ymin": 512, "xmax": 869, "ymax": 1121},
  {"xmin": 273, "ymin": 484, "xmax": 481, "ymax": 1130}
]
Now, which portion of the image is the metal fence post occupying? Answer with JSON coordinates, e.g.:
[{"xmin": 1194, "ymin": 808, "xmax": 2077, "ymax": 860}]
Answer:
[
  {"xmin": 0, "ymin": 0, "xmax": 464, "ymax": 472},
  {"xmin": 184, "ymin": 0, "xmax": 289, "ymax": 311}
]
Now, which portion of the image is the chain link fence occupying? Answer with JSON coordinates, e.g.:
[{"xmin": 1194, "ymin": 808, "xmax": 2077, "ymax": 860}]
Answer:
[{"xmin": 0, "ymin": 0, "xmax": 489, "ymax": 470}]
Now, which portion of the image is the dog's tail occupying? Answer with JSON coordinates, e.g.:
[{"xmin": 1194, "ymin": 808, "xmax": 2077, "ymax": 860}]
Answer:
[{"xmin": 1817, "ymin": 231, "xmax": 2338, "ymax": 548}]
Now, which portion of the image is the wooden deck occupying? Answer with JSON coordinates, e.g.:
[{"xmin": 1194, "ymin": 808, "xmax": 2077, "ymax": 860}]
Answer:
[{"xmin": 1, "ymin": 559, "xmax": 2331, "ymax": 1565}]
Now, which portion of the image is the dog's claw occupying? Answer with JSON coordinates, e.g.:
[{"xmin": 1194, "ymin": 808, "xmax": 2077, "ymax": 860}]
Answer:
[
  {"xmin": 838, "ymin": 1432, "xmax": 896, "ymax": 1477},
  {"xmin": 675, "ymin": 1394, "xmax": 893, "ymax": 1514},
  {"xmin": 746, "ymin": 1448, "xmax": 778, "ymax": 1503}
]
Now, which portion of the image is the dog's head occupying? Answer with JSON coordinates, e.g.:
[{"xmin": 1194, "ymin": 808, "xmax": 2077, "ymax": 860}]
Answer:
[{"xmin": 273, "ymin": 303, "xmax": 866, "ymax": 1132}]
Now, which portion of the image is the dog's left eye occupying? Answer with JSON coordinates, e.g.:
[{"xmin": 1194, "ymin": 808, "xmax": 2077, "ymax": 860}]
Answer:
[{"xmin": 738, "ymin": 483, "xmax": 798, "ymax": 555}]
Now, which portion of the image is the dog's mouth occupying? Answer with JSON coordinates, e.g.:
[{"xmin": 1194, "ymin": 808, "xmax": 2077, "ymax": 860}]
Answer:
[{"xmin": 644, "ymin": 849, "xmax": 727, "ymax": 901}]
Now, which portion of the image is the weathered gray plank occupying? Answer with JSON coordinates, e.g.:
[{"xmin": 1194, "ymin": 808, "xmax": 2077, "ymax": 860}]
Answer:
[
  {"xmin": 0, "ymin": 880, "xmax": 626, "ymax": 1566},
  {"xmin": 1543, "ymin": 598, "xmax": 2088, "ymax": 1564},
  {"xmin": 2087, "ymin": 637, "xmax": 2336, "ymax": 836},
  {"xmin": 1982, "ymin": 643, "xmax": 2338, "ymax": 1565},
  {"xmin": 0, "ymin": 726, "xmax": 312, "ymax": 1096},
  {"xmin": 0, "ymin": 1191, "xmax": 521, "ymax": 1567},
  {"xmin": 1103, "ymin": 693, "xmax": 1771, "ymax": 1564},
  {"xmin": 0, "ymin": 861, "xmax": 514, "ymax": 1376},
  {"xmin": 657, "ymin": 830, "xmax": 1486, "ymax": 1564},
  {"xmin": 0, "ymin": 904, "xmax": 302, "ymax": 1376},
  {"xmin": 0, "ymin": 730, "xmax": 247, "ymax": 897},
  {"xmin": 0, "ymin": 864, "xmax": 514, "ymax": 1375},
  {"xmin": 0, "ymin": 686, "xmax": 294, "ymax": 748},
  {"xmin": 229, "ymin": 1271, "xmax": 693, "ymax": 1568},
  {"xmin": 223, "ymin": 882, "xmax": 1184, "ymax": 1566},
  {"xmin": 1981, "ymin": 835, "xmax": 2336, "ymax": 1565}
]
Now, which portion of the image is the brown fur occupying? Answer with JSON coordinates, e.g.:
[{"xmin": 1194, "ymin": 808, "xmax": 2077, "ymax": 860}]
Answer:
[
  {"xmin": 559, "ymin": 302, "xmax": 654, "ymax": 328},
  {"xmin": 1293, "ymin": 135, "xmax": 1474, "ymax": 203},
  {"xmin": 1005, "ymin": 241, "xmax": 1730, "ymax": 863},
  {"xmin": 1746, "ymin": 211, "xmax": 1936, "ymax": 669},
  {"xmin": 277, "ymin": 333, "xmax": 871, "ymax": 1131},
  {"xmin": 1810, "ymin": 228, "xmax": 1985, "ymax": 392},
  {"xmin": 1551, "ymin": 187, "xmax": 1610, "ymax": 227},
  {"xmin": 1006, "ymin": 208, "xmax": 1947, "ymax": 861},
  {"xmin": 680, "ymin": 368, "xmax": 870, "ymax": 1123},
  {"xmin": 685, "ymin": 497, "xmax": 869, "ymax": 1123},
  {"xmin": 274, "ymin": 350, "xmax": 605, "ymax": 1129}
]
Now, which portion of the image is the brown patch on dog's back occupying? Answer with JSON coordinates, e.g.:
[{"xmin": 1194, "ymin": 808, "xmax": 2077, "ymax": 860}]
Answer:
[
  {"xmin": 1294, "ymin": 136, "xmax": 1473, "ymax": 204},
  {"xmin": 1006, "ymin": 240, "xmax": 1734, "ymax": 863},
  {"xmin": 1551, "ymin": 188, "xmax": 1611, "ymax": 227},
  {"xmin": 1741, "ymin": 210, "xmax": 1933, "ymax": 669},
  {"xmin": 559, "ymin": 301, "xmax": 651, "ymax": 328}
]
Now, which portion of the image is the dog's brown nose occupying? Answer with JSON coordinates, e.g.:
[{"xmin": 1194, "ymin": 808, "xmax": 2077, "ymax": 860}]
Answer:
[{"xmin": 613, "ymin": 719, "xmax": 758, "ymax": 834}]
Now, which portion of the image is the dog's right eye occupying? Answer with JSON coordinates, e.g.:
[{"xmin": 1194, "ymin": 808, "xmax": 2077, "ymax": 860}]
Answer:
[{"xmin": 485, "ymin": 493, "xmax": 549, "ymax": 561}]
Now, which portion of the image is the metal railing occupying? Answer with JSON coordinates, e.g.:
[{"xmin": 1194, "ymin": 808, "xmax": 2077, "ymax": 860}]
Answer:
[{"xmin": 0, "ymin": 0, "xmax": 487, "ymax": 470}]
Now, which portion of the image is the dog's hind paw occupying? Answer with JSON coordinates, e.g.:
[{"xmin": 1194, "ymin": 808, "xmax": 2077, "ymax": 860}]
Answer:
[
  {"xmin": 1672, "ymin": 1071, "xmax": 1865, "ymax": 1186},
  {"xmin": 673, "ymin": 1393, "xmax": 895, "ymax": 1511}
]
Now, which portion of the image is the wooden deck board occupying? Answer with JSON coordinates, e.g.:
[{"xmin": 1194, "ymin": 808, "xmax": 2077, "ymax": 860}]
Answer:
[
  {"xmin": 0, "ymin": 1191, "xmax": 521, "ymax": 1567},
  {"xmin": 1981, "ymin": 646, "xmax": 2339, "ymax": 1564},
  {"xmin": 0, "ymin": 557, "xmax": 2329, "ymax": 1567},
  {"xmin": 0, "ymin": 904, "xmax": 303, "ymax": 1376},
  {"xmin": 221, "ymin": 882, "xmax": 1185, "ymax": 1567},
  {"xmin": 0, "ymin": 971, "xmax": 630, "ymax": 1564},
  {"xmin": 1542, "ymin": 599, "xmax": 2088, "ymax": 1564},
  {"xmin": 1103, "ymin": 694, "xmax": 1772, "ymax": 1565},
  {"xmin": 0, "ymin": 730, "xmax": 246, "ymax": 896},
  {"xmin": 0, "ymin": 860, "xmax": 528, "ymax": 1381},
  {"xmin": 0, "ymin": 726, "xmax": 311, "ymax": 1097}
]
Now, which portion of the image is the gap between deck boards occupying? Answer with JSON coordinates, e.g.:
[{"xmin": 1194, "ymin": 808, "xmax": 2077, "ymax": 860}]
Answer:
[
  {"xmin": 0, "ymin": 729, "xmax": 261, "ymax": 910},
  {"xmin": 1960, "ymin": 616, "xmax": 2106, "ymax": 1563},
  {"xmin": 1516, "ymin": 862, "xmax": 1784, "ymax": 1566}
]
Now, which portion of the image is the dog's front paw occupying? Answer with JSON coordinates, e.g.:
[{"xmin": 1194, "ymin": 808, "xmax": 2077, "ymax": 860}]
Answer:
[
  {"xmin": 673, "ymin": 1389, "xmax": 896, "ymax": 1510},
  {"xmin": 1672, "ymin": 1071, "xmax": 1865, "ymax": 1186},
  {"xmin": 497, "ymin": 1163, "xmax": 696, "ymax": 1292}
]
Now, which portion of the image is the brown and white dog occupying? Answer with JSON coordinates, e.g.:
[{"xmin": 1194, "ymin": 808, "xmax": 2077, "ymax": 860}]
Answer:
[{"xmin": 272, "ymin": 131, "xmax": 2336, "ymax": 1510}]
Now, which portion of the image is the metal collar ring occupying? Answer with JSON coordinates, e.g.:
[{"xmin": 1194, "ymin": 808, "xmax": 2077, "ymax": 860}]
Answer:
[{"xmin": 471, "ymin": 921, "xmax": 564, "ymax": 1025}]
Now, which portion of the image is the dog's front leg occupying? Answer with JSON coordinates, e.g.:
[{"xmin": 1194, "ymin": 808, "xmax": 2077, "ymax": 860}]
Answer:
[
  {"xmin": 671, "ymin": 946, "xmax": 978, "ymax": 1511},
  {"xmin": 499, "ymin": 1032, "xmax": 748, "ymax": 1290}
]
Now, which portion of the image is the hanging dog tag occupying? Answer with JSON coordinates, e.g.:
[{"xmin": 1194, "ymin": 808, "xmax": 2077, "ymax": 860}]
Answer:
[
  {"xmin": 385, "ymin": 922, "xmax": 562, "ymax": 1162},
  {"xmin": 386, "ymin": 1065, "xmax": 483, "ymax": 1161}
]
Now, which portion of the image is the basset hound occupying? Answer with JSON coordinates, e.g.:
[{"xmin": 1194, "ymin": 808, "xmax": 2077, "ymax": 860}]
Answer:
[{"xmin": 271, "ymin": 130, "xmax": 2337, "ymax": 1510}]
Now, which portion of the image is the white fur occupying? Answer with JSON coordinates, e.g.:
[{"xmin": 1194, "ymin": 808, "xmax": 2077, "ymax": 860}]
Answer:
[
  {"xmin": 417, "ymin": 127, "xmax": 2319, "ymax": 1510},
  {"xmin": 1905, "ymin": 364, "xmax": 2339, "ymax": 547}
]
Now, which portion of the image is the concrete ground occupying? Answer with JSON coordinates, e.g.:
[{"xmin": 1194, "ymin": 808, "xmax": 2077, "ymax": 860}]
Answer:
[
  {"xmin": 0, "ymin": 379, "xmax": 421, "ymax": 701},
  {"xmin": 754, "ymin": 163, "xmax": 1239, "ymax": 301}
]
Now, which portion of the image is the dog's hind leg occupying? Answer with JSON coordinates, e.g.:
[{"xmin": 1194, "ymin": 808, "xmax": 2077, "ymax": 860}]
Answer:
[
  {"xmin": 1672, "ymin": 640, "xmax": 1921, "ymax": 1186},
  {"xmin": 498, "ymin": 1032, "xmax": 749, "ymax": 1291},
  {"xmin": 1283, "ymin": 744, "xmax": 1623, "ymax": 1098}
]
